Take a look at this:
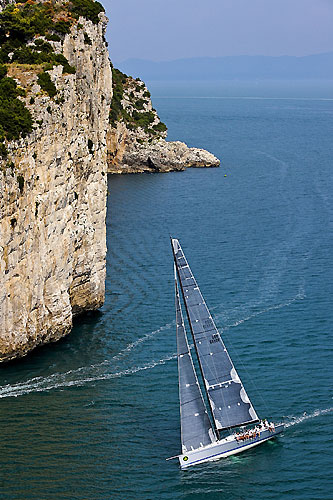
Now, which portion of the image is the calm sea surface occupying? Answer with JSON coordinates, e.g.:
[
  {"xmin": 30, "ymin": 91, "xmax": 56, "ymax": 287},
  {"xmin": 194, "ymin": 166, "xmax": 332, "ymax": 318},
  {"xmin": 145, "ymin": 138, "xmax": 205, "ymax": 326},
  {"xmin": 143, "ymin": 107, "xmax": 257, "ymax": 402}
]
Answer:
[{"xmin": 0, "ymin": 81, "xmax": 332, "ymax": 499}]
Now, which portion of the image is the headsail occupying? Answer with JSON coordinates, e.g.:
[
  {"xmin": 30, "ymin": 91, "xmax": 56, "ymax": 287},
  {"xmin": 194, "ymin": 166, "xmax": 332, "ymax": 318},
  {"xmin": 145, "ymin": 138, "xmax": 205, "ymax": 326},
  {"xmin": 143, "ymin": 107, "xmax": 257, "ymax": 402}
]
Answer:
[
  {"xmin": 175, "ymin": 266, "xmax": 216, "ymax": 453},
  {"xmin": 172, "ymin": 238, "xmax": 259, "ymax": 432}
]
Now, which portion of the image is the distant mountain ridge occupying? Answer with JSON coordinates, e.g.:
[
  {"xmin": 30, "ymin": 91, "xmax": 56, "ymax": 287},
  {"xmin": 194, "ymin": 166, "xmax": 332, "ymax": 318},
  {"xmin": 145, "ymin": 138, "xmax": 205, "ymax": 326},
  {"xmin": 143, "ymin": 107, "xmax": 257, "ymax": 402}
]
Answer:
[{"xmin": 115, "ymin": 53, "xmax": 333, "ymax": 80}]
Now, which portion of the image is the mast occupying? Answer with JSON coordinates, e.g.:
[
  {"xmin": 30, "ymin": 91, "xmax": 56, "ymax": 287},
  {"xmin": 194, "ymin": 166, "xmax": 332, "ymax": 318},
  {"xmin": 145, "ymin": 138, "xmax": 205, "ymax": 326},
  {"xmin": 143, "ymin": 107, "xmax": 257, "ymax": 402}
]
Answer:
[
  {"xmin": 171, "ymin": 238, "xmax": 259, "ymax": 432},
  {"xmin": 175, "ymin": 265, "xmax": 216, "ymax": 452}
]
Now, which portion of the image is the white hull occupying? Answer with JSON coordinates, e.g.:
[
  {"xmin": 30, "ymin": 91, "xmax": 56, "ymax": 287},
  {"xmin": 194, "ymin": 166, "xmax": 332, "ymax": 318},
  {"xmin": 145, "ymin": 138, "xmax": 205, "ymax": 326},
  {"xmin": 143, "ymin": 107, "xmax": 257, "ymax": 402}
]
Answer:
[{"xmin": 179, "ymin": 424, "xmax": 284, "ymax": 469}]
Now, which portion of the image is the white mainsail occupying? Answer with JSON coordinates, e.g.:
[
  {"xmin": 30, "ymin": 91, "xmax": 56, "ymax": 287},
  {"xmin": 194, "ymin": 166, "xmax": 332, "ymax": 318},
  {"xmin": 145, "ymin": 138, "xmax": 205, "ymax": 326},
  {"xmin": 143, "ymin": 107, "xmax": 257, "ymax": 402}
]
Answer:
[
  {"xmin": 175, "ymin": 266, "xmax": 216, "ymax": 452},
  {"xmin": 172, "ymin": 238, "xmax": 259, "ymax": 432}
]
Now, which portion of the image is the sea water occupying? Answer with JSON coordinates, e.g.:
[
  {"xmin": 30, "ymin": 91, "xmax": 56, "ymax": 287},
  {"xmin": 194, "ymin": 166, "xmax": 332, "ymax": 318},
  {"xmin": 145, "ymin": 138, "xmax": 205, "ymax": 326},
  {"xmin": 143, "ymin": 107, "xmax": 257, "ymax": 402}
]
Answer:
[{"xmin": 0, "ymin": 80, "xmax": 332, "ymax": 499}]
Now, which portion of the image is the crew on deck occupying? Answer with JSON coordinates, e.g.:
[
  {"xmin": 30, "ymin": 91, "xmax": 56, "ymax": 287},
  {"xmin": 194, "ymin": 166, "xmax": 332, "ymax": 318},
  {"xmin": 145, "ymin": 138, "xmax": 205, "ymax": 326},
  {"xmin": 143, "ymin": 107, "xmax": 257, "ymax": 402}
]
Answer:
[{"xmin": 235, "ymin": 420, "xmax": 275, "ymax": 442}]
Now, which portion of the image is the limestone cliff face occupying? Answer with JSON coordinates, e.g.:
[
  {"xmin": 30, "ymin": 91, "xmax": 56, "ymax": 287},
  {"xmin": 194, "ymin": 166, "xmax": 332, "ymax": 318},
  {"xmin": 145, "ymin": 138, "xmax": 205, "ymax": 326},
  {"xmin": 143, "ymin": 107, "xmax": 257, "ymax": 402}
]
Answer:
[
  {"xmin": 0, "ymin": 15, "xmax": 112, "ymax": 361},
  {"xmin": 107, "ymin": 75, "xmax": 220, "ymax": 174}
]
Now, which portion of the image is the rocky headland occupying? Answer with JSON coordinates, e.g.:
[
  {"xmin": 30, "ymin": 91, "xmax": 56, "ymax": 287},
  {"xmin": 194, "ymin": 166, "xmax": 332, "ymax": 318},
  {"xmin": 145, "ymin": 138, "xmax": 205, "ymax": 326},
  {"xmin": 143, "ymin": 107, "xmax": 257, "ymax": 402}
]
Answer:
[
  {"xmin": 107, "ymin": 71, "xmax": 220, "ymax": 173},
  {"xmin": 0, "ymin": 0, "xmax": 219, "ymax": 361}
]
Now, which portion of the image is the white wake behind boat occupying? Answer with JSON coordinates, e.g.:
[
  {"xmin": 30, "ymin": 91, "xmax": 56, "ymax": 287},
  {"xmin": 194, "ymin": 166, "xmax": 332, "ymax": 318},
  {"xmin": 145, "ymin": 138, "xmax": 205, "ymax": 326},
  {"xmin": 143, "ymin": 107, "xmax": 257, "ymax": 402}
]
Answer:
[{"xmin": 169, "ymin": 238, "xmax": 284, "ymax": 469}]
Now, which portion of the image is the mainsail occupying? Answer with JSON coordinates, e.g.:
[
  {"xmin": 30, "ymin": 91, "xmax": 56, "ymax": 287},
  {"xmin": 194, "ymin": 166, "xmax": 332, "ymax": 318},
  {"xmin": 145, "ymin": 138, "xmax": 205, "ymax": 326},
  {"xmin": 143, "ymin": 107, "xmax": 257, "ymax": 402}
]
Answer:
[
  {"xmin": 172, "ymin": 238, "xmax": 259, "ymax": 432},
  {"xmin": 175, "ymin": 267, "xmax": 216, "ymax": 453}
]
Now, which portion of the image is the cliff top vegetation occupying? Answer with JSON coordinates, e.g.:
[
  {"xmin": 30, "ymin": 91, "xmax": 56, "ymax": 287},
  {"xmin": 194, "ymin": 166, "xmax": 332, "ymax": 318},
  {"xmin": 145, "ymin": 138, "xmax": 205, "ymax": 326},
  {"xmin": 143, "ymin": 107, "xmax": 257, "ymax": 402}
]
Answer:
[
  {"xmin": 110, "ymin": 66, "xmax": 167, "ymax": 139},
  {"xmin": 0, "ymin": 64, "xmax": 32, "ymax": 158},
  {"xmin": 0, "ymin": 0, "xmax": 104, "ymax": 65},
  {"xmin": 0, "ymin": 0, "xmax": 105, "ymax": 158}
]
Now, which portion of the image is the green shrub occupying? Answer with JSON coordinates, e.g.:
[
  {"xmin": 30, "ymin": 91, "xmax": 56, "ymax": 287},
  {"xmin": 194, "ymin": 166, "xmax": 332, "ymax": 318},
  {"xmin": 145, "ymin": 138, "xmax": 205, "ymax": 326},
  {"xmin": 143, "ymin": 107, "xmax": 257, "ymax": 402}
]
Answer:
[
  {"xmin": 43, "ymin": 62, "xmax": 53, "ymax": 71},
  {"xmin": 70, "ymin": 0, "xmax": 105, "ymax": 24},
  {"xmin": 153, "ymin": 121, "xmax": 167, "ymax": 133},
  {"xmin": 132, "ymin": 110, "xmax": 155, "ymax": 129},
  {"xmin": 37, "ymin": 72, "xmax": 57, "ymax": 97},
  {"xmin": 63, "ymin": 63, "xmax": 76, "ymax": 74},
  {"xmin": 0, "ymin": 76, "xmax": 19, "ymax": 99},
  {"xmin": 12, "ymin": 46, "xmax": 42, "ymax": 64},
  {"xmin": 0, "ymin": 65, "xmax": 7, "ymax": 80},
  {"xmin": 84, "ymin": 32, "xmax": 92, "ymax": 45},
  {"xmin": 34, "ymin": 39, "xmax": 53, "ymax": 52},
  {"xmin": 17, "ymin": 174, "xmax": 24, "ymax": 193},
  {"xmin": 53, "ymin": 53, "xmax": 76, "ymax": 74},
  {"xmin": 53, "ymin": 20, "xmax": 71, "ymax": 35},
  {"xmin": 45, "ymin": 33, "xmax": 61, "ymax": 42},
  {"xmin": 109, "ymin": 67, "xmax": 129, "ymax": 126},
  {"xmin": 0, "ymin": 142, "xmax": 7, "ymax": 158},
  {"xmin": 0, "ymin": 73, "xmax": 33, "ymax": 141},
  {"xmin": 135, "ymin": 99, "xmax": 145, "ymax": 110},
  {"xmin": 0, "ymin": 97, "xmax": 32, "ymax": 139}
]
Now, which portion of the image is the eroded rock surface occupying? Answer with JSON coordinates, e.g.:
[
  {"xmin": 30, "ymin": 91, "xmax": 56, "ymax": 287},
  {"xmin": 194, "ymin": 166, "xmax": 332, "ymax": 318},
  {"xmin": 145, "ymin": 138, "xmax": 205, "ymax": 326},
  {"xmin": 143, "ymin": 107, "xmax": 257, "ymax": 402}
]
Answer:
[{"xmin": 0, "ymin": 15, "xmax": 112, "ymax": 361}]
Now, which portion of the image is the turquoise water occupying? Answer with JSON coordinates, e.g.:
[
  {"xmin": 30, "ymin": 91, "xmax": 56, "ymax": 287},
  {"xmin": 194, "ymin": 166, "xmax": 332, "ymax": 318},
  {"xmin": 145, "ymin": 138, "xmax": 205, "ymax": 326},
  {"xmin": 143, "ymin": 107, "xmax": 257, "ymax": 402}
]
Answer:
[{"xmin": 0, "ymin": 81, "xmax": 332, "ymax": 499}]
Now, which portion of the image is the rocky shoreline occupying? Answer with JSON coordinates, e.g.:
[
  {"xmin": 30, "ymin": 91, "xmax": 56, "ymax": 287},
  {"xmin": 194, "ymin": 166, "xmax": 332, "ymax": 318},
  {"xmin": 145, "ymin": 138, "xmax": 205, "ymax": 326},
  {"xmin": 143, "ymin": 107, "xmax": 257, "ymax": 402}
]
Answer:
[{"xmin": 107, "ymin": 137, "xmax": 220, "ymax": 174}]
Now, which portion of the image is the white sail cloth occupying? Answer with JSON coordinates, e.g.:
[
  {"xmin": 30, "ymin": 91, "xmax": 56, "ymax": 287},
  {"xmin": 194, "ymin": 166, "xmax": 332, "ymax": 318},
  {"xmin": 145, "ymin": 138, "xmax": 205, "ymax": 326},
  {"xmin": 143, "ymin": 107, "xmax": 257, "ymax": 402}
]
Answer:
[
  {"xmin": 175, "ymin": 271, "xmax": 215, "ymax": 452},
  {"xmin": 172, "ymin": 238, "xmax": 258, "ymax": 431}
]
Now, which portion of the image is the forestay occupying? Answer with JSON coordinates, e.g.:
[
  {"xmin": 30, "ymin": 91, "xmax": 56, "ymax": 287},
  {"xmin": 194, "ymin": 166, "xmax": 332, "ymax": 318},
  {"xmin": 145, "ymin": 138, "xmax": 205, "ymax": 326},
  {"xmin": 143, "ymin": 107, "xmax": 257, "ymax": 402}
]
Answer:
[
  {"xmin": 175, "ymin": 267, "xmax": 215, "ymax": 453},
  {"xmin": 172, "ymin": 238, "xmax": 259, "ymax": 431}
]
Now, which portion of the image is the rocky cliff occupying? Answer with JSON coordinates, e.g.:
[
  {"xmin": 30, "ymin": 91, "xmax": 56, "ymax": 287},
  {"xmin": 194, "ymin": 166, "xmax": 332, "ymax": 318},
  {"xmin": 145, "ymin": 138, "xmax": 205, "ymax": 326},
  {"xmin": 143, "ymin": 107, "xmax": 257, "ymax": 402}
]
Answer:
[
  {"xmin": 0, "ymin": 0, "xmax": 112, "ymax": 361},
  {"xmin": 107, "ymin": 70, "xmax": 220, "ymax": 173},
  {"xmin": 0, "ymin": 0, "xmax": 220, "ymax": 362}
]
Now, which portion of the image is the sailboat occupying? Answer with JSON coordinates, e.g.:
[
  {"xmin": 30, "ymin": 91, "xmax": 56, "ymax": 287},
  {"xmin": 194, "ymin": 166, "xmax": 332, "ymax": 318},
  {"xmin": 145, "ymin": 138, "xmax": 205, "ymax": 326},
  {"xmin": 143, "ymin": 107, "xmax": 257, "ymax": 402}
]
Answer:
[{"xmin": 169, "ymin": 238, "xmax": 284, "ymax": 469}]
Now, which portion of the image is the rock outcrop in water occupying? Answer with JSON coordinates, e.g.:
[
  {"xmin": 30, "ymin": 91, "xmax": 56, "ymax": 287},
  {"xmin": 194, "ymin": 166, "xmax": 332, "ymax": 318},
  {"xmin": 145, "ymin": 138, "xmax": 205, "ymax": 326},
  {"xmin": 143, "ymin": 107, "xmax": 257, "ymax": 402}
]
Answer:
[
  {"xmin": 107, "ymin": 71, "xmax": 220, "ymax": 173},
  {"xmin": 0, "ymin": 0, "xmax": 112, "ymax": 361}
]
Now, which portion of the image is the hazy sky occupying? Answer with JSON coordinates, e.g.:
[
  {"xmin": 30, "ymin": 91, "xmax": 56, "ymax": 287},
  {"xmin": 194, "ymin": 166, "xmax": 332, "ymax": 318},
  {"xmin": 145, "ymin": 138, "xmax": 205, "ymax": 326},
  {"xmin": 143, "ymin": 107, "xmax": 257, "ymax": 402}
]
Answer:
[{"xmin": 103, "ymin": 0, "xmax": 333, "ymax": 62}]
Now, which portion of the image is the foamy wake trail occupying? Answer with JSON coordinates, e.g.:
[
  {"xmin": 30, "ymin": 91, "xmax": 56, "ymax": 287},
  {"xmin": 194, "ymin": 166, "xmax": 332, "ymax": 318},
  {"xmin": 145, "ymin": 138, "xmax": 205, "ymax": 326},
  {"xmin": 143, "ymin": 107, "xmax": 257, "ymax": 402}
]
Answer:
[
  {"xmin": 284, "ymin": 408, "xmax": 333, "ymax": 428},
  {"xmin": 0, "ymin": 320, "xmax": 176, "ymax": 399},
  {"xmin": 215, "ymin": 290, "xmax": 305, "ymax": 331},
  {"xmin": 0, "ymin": 353, "xmax": 177, "ymax": 399},
  {"xmin": 112, "ymin": 320, "xmax": 174, "ymax": 361}
]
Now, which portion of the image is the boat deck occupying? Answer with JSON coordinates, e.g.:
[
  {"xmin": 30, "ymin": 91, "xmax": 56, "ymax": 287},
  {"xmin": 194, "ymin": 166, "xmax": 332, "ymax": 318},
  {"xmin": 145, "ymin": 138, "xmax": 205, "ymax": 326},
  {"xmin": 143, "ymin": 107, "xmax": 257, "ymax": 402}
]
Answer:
[{"xmin": 179, "ymin": 424, "xmax": 284, "ymax": 468}]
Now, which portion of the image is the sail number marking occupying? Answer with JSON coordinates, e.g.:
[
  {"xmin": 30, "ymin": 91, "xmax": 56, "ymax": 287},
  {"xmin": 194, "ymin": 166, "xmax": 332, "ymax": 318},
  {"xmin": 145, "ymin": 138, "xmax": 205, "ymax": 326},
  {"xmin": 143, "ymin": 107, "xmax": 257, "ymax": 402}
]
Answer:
[
  {"xmin": 203, "ymin": 319, "xmax": 213, "ymax": 328},
  {"xmin": 210, "ymin": 334, "xmax": 220, "ymax": 344}
]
